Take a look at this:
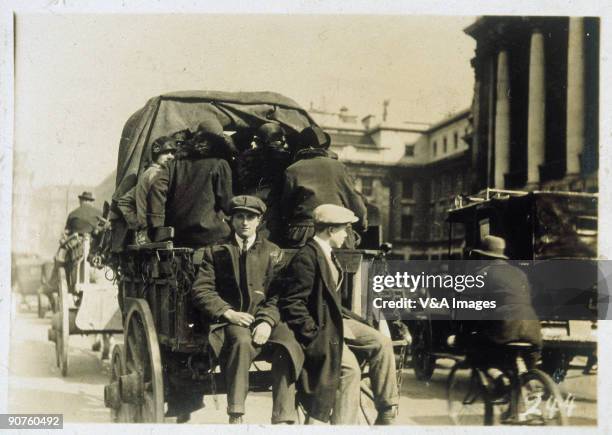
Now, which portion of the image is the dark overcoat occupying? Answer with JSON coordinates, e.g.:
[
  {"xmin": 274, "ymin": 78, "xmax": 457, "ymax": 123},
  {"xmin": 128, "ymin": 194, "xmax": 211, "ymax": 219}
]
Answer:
[
  {"xmin": 476, "ymin": 260, "xmax": 543, "ymax": 347},
  {"xmin": 191, "ymin": 235, "xmax": 304, "ymax": 380},
  {"xmin": 65, "ymin": 203, "xmax": 102, "ymax": 234},
  {"xmin": 147, "ymin": 157, "xmax": 232, "ymax": 248},
  {"xmin": 280, "ymin": 155, "xmax": 368, "ymax": 231},
  {"xmin": 278, "ymin": 239, "xmax": 345, "ymax": 422}
]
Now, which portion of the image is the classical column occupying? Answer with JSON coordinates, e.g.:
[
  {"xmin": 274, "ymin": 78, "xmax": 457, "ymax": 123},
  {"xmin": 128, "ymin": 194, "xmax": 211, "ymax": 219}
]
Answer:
[
  {"xmin": 494, "ymin": 49, "xmax": 511, "ymax": 188},
  {"xmin": 527, "ymin": 28, "xmax": 546, "ymax": 186},
  {"xmin": 566, "ymin": 17, "xmax": 586, "ymax": 175}
]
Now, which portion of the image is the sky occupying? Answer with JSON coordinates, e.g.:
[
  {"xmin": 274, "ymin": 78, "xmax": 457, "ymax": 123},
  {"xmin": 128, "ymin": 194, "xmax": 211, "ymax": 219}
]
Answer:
[{"xmin": 14, "ymin": 13, "xmax": 476, "ymax": 188}]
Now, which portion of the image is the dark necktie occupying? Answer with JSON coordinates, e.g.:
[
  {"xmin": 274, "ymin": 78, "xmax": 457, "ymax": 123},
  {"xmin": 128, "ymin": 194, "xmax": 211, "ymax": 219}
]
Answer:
[
  {"xmin": 331, "ymin": 252, "xmax": 342, "ymax": 286},
  {"xmin": 239, "ymin": 238, "xmax": 249, "ymax": 308}
]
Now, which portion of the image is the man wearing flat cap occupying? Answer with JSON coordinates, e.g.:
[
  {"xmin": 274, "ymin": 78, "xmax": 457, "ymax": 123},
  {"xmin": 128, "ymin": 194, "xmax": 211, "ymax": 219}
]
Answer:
[
  {"xmin": 148, "ymin": 117, "xmax": 233, "ymax": 248},
  {"xmin": 191, "ymin": 195, "xmax": 303, "ymax": 424},
  {"xmin": 279, "ymin": 204, "xmax": 398, "ymax": 425},
  {"xmin": 280, "ymin": 126, "xmax": 367, "ymax": 249}
]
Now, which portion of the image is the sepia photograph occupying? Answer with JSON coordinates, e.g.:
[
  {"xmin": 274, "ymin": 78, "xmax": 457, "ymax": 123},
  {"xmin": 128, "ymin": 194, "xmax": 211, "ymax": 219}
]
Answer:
[{"xmin": 1, "ymin": 1, "xmax": 609, "ymax": 432}]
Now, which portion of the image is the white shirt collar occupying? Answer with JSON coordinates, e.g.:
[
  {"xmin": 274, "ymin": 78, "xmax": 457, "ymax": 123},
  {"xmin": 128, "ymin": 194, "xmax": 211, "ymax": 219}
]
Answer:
[
  {"xmin": 313, "ymin": 235, "xmax": 333, "ymax": 259},
  {"xmin": 235, "ymin": 233, "xmax": 257, "ymax": 251}
]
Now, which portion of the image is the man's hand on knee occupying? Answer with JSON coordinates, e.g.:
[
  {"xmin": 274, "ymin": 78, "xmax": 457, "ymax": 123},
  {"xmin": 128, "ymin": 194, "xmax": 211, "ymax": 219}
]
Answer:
[
  {"xmin": 252, "ymin": 321, "xmax": 272, "ymax": 345},
  {"xmin": 223, "ymin": 309, "xmax": 255, "ymax": 327}
]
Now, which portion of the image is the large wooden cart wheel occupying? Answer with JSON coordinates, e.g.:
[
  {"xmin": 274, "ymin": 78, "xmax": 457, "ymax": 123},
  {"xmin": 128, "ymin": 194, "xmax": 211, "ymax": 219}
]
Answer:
[
  {"xmin": 121, "ymin": 299, "xmax": 164, "ymax": 422},
  {"xmin": 56, "ymin": 268, "xmax": 70, "ymax": 377}
]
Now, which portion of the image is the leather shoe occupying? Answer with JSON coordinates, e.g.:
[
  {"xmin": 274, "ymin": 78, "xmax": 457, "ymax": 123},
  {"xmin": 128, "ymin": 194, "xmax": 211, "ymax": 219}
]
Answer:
[
  {"xmin": 374, "ymin": 406, "xmax": 396, "ymax": 425},
  {"xmin": 176, "ymin": 413, "xmax": 191, "ymax": 424},
  {"xmin": 229, "ymin": 414, "xmax": 244, "ymax": 424}
]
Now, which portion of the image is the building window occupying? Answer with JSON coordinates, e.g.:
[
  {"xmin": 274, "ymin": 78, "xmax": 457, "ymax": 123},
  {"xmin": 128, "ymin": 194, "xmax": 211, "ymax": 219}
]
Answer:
[
  {"xmin": 443, "ymin": 136, "xmax": 447, "ymax": 153},
  {"xmin": 361, "ymin": 177, "xmax": 374, "ymax": 197},
  {"xmin": 433, "ymin": 141, "xmax": 437, "ymax": 156},
  {"xmin": 454, "ymin": 131, "xmax": 459, "ymax": 149},
  {"xmin": 402, "ymin": 179, "xmax": 413, "ymax": 199},
  {"xmin": 401, "ymin": 215, "xmax": 413, "ymax": 240},
  {"xmin": 404, "ymin": 144, "xmax": 415, "ymax": 157}
]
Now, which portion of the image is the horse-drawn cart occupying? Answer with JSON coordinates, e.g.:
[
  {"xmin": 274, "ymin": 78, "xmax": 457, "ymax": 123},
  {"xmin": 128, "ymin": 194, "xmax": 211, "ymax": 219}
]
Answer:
[
  {"xmin": 408, "ymin": 189, "xmax": 598, "ymax": 383},
  {"xmin": 47, "ymin": 234, "xmax": 123, "ymax": 376},
  {"xmin": 100, "ymin": 91, "xmax": 409, "ymax": 423}
]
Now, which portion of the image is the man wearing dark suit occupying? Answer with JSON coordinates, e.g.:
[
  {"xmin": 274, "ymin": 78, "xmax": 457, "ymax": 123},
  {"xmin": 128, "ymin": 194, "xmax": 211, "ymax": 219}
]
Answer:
[
  {"xmin": 63, "ymin": 191, "xmax": 103, "ymax": 293},
  {"xmin": 279, "ymin": 204, "xmax": 398, "ymax": 425},
  {"xmin": 464, "ymin": 235, "xmax": 542, "ymax": 365},
  {"xmin": 279, "ymin": 126, "xmax": 367, "ymax": 248},
  {"xmin": 65, "ymin": 191, "xmax": 102, "ymax": 235},
  {"xmin": 191, "ymin": 195, "xmax": 304, "ymax": 424}
]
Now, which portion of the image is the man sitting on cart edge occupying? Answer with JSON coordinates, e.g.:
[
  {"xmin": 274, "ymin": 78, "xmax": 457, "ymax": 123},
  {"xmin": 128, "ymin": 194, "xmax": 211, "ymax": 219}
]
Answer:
[
  {"xmin": 279, "ymin": 204, "xmax": 398, "ymax": 425},
  {"xmin": 191, "ymin": 195, "xmax": 304, "ymax": 424}
]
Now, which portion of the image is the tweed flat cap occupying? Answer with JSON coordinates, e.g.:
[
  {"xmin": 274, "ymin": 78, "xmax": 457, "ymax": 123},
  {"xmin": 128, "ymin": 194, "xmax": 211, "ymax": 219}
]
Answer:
[
  {"xmin": 313, "ymin": 204, "xmax": 358, "ymax": 225},
  {"xmin": 229, "ymin": 195, "xmax": 267, "ymax": 215}
]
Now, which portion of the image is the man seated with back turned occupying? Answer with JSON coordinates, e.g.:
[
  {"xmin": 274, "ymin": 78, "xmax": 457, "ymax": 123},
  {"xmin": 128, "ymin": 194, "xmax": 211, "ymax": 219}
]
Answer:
[
  {"xmin": 147, "ymin": 117, "xmax": 234, "ymax": 249},
  {"xmin": 191, "ymin": 195, "xmax": 304, "ymax": 424},
  {"xmin": 279, "ymin": 126, "xmax": 367, "ymax": 249},
  {"xmin": 458, "ymin": 235, "xmax": 542, "ymax": 411},
  {"xmin": 279, "ymin": 204, "xmax": 398, "ymax": 425}
]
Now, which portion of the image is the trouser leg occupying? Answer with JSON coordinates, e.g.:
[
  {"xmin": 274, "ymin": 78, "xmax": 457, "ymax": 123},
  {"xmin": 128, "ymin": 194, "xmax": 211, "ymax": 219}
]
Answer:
[
  {"xmin": 343, "ymin": 318, "xmax": 399, "ymax": 410},
  {"xmin": 221, "ymin": 324, "xmax": 259, "ymax": 415},
  {"xmin": 270, "ymin": 347, "xmax": 296, "ymax": 423},
  {"xmin": 330, "ymin": 343, "xmax": 361, "ymax": 425}
]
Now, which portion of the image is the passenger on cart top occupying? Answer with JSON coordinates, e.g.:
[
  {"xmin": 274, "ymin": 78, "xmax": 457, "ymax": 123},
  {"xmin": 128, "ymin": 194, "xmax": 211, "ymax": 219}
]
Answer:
[
  {"xmin": 116, "ymin": 136, "xmax": 177, "ymax": 245},
  {"xmin": 236, "ymin": 122, "xmax": 292, "ymax": 242},
  {"xmin": 279, "ymin": 126, "xmax": 368, "ymax": 249},
  {"xmin": 147, "ymin": 117, "xmax": 235, "ymax": 249}
]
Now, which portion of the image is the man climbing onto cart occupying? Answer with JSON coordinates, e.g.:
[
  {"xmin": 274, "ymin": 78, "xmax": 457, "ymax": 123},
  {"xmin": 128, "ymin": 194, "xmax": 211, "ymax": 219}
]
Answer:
[{"xmin": 191, "ymin": 195, "xmax": 304, "ymax": 424}]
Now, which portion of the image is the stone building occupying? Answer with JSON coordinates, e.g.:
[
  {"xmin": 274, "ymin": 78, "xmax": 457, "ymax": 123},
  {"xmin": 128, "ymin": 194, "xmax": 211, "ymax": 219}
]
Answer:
[
  {"xmin": 312, "ymin": 107, "xmax": 472, "ymax": 259},
  {"xmin": 464, "ymin": 16, "xmax": 599, "ymax": 193}
]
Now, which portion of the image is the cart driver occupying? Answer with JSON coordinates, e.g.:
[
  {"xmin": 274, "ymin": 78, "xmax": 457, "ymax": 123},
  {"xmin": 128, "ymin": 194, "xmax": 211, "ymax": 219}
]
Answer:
[
  {"xmin": 62, "ymin": 191, "xmax": 103, "ymax": 292},
  {"xmin": 459, "ymin": 235, "xmax": 542, "ymax": 410},
  {"xmin": 191, "ymin": 195, "xmax": 304, "ymax": 424}
]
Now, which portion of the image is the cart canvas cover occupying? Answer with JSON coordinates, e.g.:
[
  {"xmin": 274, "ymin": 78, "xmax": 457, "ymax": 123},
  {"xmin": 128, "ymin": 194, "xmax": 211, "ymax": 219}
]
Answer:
[{"xmin": 113, "ymin": 90, "xmax": 315, "ymax": 199}]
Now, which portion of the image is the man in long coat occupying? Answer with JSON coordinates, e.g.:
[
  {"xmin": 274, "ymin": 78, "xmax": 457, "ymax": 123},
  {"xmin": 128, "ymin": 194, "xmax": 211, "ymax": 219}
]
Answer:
[
  {"xmin": 462, "ymin": 235, "xmax": 542, "ymax": 366},
  {"xmin": 279, "ymin": 204, "xmax": 398, "ymax": 425},
  {"xmin": 279, "ymin": 126, "xmax": 367, "ymax": 248},
  {"xmin": 191, "ymin": 195, "xmax": 304, "ymax": 424}
]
